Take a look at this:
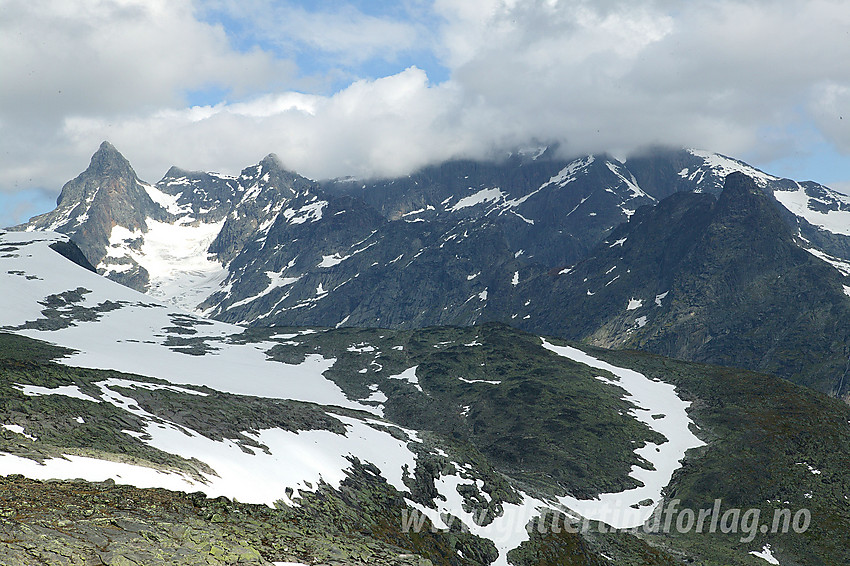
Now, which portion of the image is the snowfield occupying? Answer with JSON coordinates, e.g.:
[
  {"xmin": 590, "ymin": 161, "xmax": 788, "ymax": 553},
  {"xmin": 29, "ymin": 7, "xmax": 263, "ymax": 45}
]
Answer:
[
  {"xmin": 772, "ymin": 181, "xmax": 850, "ymax": 237},
  {"xmin": 101, "ymin": 217, "xmax": 229, "ymax": 310},
  {"xmin": 0, "ymin": 231, "xmax": 368, "ymax": 412}
]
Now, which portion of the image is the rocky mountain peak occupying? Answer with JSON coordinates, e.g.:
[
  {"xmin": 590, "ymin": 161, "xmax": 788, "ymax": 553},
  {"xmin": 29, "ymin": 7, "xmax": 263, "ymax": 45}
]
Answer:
[
  {"xmin": 718, "ymin": 171, "xmax": 763, "ymax": 199},
  {"xmin": 94, "ymin": 140, "xmax": 121, "ymax": 158},
  {"xmin": 52, "ymin": 141, "xmax": 140, "ymax": 209},
  {"xmin": 17, "ymin": 143, "xmax": 172, "ymax": 291},
  {"xmin": 260, "ymin": 153, "xmax": 283, "ymax": 169},
  {"xmin": 162, "ymin": 165, "xmax": 191, "ymax": 179},
  {"xmin": 252, "ymin": 154, "xmax": 299, "ymax": 183},
  {"xmin": 235, "ymin": 153, "xmax": 308, "ymax": 193},
  {"xmin": 713, "ymin": 171, "xmax": 792, "ymax": 243},
  {"xmin": 85, "ymin": 140, "xmax": 135, "ymax": 178}
]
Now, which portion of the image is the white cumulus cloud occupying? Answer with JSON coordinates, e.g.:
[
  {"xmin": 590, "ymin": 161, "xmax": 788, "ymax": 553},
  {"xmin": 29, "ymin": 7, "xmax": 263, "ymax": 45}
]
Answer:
[{"xmin": 2, "ymin": 0, "xmax": 850, "ymax": 216}]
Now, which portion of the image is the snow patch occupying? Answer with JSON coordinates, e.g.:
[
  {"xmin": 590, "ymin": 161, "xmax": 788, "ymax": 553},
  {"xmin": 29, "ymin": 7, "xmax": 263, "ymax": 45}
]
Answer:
[
  {"xmin": 409, "ymin": 471, "xmax": 548, "ymax": 566},
  {"xmin": 543, "ymin": 156, "xmax": 595, "ymax": 188},
  {"xmin": 805, "ymin": 247, "xmax": 850, "ymax": 276},
  {"xmin": 773, "ymin": 182, "xmax": 850, "ymax": 236},
  {"xmin": 387, "ymin": 366, "xmax": 422, "ymax": 393},
  {"xmin": 143, "ymin": 183, "xmax": 191, "ymax": 215},
  {"xmin": 458, "ymin": 377, "xmax": 501, "ymax": 385},
  {"xmin": 451, "ymin": 188, "xmax": 505, "ymax": 211},
  {"xmin": 2, "ymin": 424, "xmax": 37, "ymax": 441},
  {"xmin": 749, "ymin": 544, "xmax": 780, "ymax": 565},
  {"xmin": 227, "ymin": 272, "xmax": 300, "ymax": 310},
  {"xmin": 318, "ymin": 241, "xmax": 376, "ymax": 268},
  {"xmin": 605, "ymin": 162, "xmax": 653, "ymax": 201},
  {"xmin": 318, "ymin": 254, "xmax": 346, "ymax": 268},
  {"xmin": 101, "ymin": 218, "xmax": 228, "ymax": 311},
  {"xmin": 16, "ymin": 384, "xmax": 101, "ymax": 404},
  {"xmin": 0, "ymin": 414, "xmax": 419, "ymax": 509},
  {"xmin": 282, "ymin": 200, "xmax": 327, "ymax": 225},
  {"xmin": 796, "ymin": 462, "xmax": 822, "ymax": 475},
  {"xmin": 540, "ymin": 339, "xmax": 706, "ymax": 529}
]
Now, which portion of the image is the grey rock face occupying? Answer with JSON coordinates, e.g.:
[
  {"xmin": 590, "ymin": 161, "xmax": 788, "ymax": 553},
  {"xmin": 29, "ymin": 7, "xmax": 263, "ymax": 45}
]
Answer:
[
  {"xmin": 512, "ymin": 173, "xmax": 850, "ymax": 395},
  {"xmin": 17, "ymin": 142, "xmax": 170, "ymax": 290}
]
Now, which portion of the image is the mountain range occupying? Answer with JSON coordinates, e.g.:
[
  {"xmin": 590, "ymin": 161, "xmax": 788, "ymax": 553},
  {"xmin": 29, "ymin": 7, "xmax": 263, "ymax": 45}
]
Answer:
[
  {"xmin": 16, "ymin": 142, "xmax": 850, "ymax": 398},
  {"xmin": 3, "ymin": 141, "xmax": 850, "ymax": 564}
]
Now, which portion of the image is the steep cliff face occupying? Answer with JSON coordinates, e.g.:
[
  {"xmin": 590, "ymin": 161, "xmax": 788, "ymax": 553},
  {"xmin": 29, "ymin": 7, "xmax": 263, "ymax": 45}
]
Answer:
[{"xmin": 20, "ymin": 142, "xmax": 170, "ymax": 289}]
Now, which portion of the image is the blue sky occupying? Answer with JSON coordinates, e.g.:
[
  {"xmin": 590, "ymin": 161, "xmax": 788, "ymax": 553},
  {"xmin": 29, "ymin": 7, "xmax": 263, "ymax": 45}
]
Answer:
[
  {"xmin": 194, "ymin": 0, "xmax": 453, "ymax": 93},
  {"xmin": 2, "ymin": 0, "xmax": 850, "ymax": 227}
]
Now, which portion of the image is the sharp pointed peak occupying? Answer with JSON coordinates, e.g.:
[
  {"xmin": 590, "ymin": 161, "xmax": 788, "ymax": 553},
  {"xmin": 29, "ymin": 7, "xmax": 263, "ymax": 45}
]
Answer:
[
  {"xmin": 93, "ymin": 140, "xmax": 124, "ymax": 159},
  {"xmin": 260, "ymin": 153, "xmax": 284, "ymax": 169},
  {"xmin": 257, "ymin": 153, "xmax": 304, "ymax": 180},
  {"xmin": 163, "ymin": 165, "xmax": 195, "ymax": 179},
  {"xmin": 84, "ymin": 141, "xmax": 136, "ymax": 178},
  {"xmin": 164, "ymin": 165, "xmax": 185, "ymax": 176},
  {"xmin": 91, "ymin": 140, "xmax": 128, "ymax": 161}
]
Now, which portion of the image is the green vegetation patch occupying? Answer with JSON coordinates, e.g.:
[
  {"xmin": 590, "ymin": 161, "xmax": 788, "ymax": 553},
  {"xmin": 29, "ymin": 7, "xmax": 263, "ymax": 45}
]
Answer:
[{"xmin": 260, "ymin": 323, "xmax": 668, "ymax": 500}]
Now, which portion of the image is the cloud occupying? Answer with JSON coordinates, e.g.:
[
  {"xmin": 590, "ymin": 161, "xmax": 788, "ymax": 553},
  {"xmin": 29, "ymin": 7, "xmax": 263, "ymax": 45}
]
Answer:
[
  {"xmin": 200, "ymin": 0, "xmax": 424, "ymax": 64},
  {"xmin": 809, "ymin": 83, "xmax": 850, "ymax": 154},
  {"xmin": 433, "ymin": 0, "xmax": 850, "ymax": 161},
  {"xmin": 3, "ymin": 0, "xmax": 850, "ymax": 207},
  {"xmin": 0, "ymin": 0, "xmax": 292, "ymax": 118},
  {"xmin": 60, "ymin": 68, "xmax": 469, "ymax": 181},
  {"xmin": 0, "ymin": 0, "xmax": 292, "ymax": 192},
  {"xmin": 196, "ymin": 0, "xmax": 445, "ymax": 90}
]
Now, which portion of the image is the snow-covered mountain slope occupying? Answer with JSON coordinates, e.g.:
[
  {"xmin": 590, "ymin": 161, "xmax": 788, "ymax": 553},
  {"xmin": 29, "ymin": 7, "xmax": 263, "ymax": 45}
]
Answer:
[
  {"xmin": 0, "ymin": 231, "xmax": 365, "ymax": 411},
  {"xmin": 0, "ymin": 229, "xmax": 725, "ymax": 564},
  {"xmin": 772, "ymin": 179, "xmax": 850, "ymax": 236},
  {"xmin": 678, "ymin": 149, "xmax": 780, "ymax": 192},
  {"xmin": 323, "ymin": 153, "xmax": 658, "ymax": 269}
]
